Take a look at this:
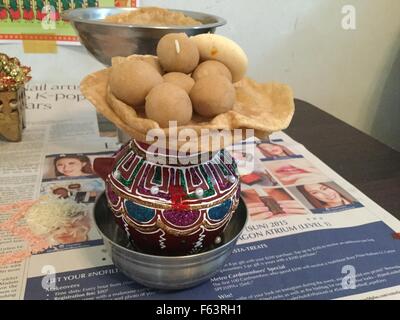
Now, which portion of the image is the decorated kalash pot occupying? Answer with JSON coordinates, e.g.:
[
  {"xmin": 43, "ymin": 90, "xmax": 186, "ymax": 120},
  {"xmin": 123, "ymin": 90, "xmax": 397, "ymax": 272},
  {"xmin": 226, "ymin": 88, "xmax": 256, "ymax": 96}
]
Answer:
[
  {"xmin": 80, "ymin": 22, "xmax": 295, "ymax": 258},
  {"xmin": 94, "ymin": 140, "xmax": 240, "ymax": 255}
]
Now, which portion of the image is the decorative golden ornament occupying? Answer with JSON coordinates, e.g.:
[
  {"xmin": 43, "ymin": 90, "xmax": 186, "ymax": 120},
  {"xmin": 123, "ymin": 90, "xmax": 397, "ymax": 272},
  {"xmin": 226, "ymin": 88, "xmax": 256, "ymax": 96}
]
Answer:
[{"xmin": 0, "ymin": 54, "xmax": 30, "ymax": 142}]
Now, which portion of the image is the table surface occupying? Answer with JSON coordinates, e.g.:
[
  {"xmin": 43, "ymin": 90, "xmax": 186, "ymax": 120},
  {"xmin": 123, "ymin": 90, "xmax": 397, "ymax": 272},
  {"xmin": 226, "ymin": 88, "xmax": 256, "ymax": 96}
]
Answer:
[{"xmin": 285, "ymin": 99, "xmax": 400, "ymax": 219}]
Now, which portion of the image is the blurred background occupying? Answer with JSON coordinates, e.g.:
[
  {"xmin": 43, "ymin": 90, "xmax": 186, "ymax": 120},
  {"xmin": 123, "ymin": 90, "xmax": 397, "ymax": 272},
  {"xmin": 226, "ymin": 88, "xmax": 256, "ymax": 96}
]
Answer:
[{"xmin": 2, "ymin": 0, "xmax": 399, "ymax": 151}]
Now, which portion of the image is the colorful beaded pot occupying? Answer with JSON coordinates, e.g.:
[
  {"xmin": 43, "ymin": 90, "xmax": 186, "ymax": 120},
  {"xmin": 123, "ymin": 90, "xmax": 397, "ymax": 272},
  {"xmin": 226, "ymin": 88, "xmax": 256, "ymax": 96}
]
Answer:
[{"xmin": 94, "ymin": 140, "xmax": 240, "ymax": 256}]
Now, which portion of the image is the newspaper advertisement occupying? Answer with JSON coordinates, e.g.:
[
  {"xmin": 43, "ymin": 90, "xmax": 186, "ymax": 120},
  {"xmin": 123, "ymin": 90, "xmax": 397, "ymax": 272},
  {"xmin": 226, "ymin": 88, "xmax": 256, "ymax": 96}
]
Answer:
[{"xmin": 1, "ymin": 84, "xmax": 400, "ymax": 300}]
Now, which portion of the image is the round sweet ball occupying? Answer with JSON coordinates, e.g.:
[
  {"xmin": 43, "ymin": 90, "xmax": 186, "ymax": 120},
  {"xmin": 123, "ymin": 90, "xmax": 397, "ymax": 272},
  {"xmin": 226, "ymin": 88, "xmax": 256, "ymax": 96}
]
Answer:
[
  {"xmin": 192, "ymin": 60, "xmax": 232, "ymax": 82},
  {"xmin": 145, "ymin": 83, "xmax": 193, "ymax": 128},
  {"xmin": 130, "ymin": 54, "xmax": 164, "ymax": 75},
  {"xmin": 190, "ymin": 75, "xmax": 236, "ymax": 118},
  {"xmin": 163, "ymin": 72, "xmax": 195, "ymax": 94},
  {"xmin": 157, "ymin": 33, "xmax": 199, "ymax": 74},
  {"xmin": 109, "ymin": 60, "xmax": 163, "ymax": 107}
]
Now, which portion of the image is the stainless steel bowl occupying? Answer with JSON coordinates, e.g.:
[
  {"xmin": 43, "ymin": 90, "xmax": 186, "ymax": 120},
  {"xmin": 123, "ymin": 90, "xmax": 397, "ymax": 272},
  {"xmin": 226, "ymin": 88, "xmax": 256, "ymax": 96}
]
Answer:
[
  {"xmin": 94, "ymin": 192, "xmax": 247, "ymax": 290},
  {"xmin": 63, "ymin": 7, "xmax": 226, "ymax": 66}
]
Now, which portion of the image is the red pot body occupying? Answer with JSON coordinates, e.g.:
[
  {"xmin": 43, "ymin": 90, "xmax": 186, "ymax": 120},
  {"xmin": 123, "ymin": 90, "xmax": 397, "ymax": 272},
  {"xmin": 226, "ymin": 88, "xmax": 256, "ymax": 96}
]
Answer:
[{"xmin": 95, "ymin": 140, "xmax": 240, "ymax": 256}]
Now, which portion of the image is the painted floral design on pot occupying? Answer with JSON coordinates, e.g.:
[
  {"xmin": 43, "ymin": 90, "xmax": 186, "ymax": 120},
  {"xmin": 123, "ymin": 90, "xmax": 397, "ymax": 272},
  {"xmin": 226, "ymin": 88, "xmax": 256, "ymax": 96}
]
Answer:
[{"xmin": 94, "ymin": 140, "xmax": 240, "ymax": 256}]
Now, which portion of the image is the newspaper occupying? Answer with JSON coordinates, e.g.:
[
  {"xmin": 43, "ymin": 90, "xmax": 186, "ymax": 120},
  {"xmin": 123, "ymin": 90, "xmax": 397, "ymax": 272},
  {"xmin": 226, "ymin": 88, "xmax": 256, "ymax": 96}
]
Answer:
[
  {"xmin": 0, "ymin": 84, "xmax": 118, "ymax": 299},
  {"xmin": 1, "ymin": 84, "xmax": 400, "ymax": 300}
]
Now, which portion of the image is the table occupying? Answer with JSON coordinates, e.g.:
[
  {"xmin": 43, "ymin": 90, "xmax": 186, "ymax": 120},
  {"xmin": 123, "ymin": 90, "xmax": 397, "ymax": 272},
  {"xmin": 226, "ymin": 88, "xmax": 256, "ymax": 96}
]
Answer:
[{"xmin": 285, "ymin": 99, "xmax": 400, "ymax": 219}]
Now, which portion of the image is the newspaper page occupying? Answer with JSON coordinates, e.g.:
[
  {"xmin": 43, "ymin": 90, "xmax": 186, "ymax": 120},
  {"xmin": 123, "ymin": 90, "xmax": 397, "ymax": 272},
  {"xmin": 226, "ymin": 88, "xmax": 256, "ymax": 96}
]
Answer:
[
  {"xmin": 1, "ymin": 84, "xmax": 400, "ymax": 300},
  {"xmin": 21, "ymin": 135, "xmax": 400, "ymax": 301},
  {"xmin": 0, "ymin": 83, "xmax": 118, "ymax": 299}
]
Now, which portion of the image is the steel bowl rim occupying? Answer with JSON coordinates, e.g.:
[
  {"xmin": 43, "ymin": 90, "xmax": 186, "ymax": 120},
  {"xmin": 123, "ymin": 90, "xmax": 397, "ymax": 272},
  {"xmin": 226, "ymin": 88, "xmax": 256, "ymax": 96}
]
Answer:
[
  {"xmin": 94, "ymin": 194, "xmax": 248, "ymax": 262},
  {"xmin": 62, "ymin": 7, "xmax": 227, "ymax": 30}
]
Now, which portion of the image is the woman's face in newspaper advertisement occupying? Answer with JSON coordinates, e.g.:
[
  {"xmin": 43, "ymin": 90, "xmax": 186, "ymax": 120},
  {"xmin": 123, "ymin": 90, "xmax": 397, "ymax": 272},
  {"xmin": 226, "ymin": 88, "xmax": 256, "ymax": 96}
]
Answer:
[
  {"xmin": 56, "ymin": 157, "xmax": 87, "ymax": 177},
  {"xmin": 304, "ymin": 183, "xmax": 341, "ymax": 204},
  {"xmin": 258, "ymin": 143, "xmax": 285, "ymax": 156}
]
